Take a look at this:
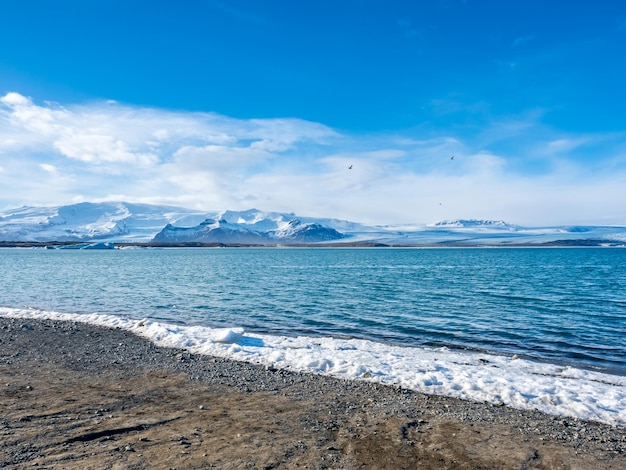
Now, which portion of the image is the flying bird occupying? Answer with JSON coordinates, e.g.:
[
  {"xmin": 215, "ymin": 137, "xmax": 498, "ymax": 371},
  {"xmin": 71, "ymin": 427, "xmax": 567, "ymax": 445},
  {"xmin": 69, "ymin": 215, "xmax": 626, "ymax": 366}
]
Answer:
[
  {"xmin": 450, "ymin": 155, "xmax": 455, "ymax": 160},
  {"xmin": 348, "ymin": 164, "xmax": 353, "ymax": 169}
]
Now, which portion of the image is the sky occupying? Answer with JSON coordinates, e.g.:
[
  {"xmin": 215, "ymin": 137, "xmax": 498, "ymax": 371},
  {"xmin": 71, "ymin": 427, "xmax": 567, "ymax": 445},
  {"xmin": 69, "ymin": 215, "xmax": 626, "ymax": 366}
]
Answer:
[{"xmin": 1, "ymin": 0, "xmax": 625, "ymax": 226}]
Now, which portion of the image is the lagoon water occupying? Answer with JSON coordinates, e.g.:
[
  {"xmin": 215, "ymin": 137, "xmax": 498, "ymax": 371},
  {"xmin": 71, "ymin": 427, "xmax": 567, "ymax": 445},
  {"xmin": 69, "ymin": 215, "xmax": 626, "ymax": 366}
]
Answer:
[{"xmin": 2, "ymin": 247, "xmax": 625, "ymax": 425}]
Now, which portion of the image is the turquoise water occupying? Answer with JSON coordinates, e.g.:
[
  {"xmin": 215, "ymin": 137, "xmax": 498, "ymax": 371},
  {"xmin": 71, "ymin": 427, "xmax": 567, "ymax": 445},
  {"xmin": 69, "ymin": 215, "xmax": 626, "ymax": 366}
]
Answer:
[{"xmin": 1, "ymin": 247, "xmax": 625, "ymax": 375}]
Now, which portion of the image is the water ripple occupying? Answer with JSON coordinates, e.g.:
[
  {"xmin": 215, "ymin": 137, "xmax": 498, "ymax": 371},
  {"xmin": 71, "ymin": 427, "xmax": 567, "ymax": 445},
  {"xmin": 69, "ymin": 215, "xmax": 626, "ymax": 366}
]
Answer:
[{"xmin": 1, "ymin": 247, "xmax": 625, "ymax": 375}]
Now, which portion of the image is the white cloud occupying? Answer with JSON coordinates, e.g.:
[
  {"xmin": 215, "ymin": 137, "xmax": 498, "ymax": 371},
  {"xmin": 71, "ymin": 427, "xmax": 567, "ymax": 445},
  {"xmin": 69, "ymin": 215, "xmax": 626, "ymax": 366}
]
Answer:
[
  {"xmin": 464, "ymin": 151, "xmax": 506, "ymax": 174},
  {"xmin": 39, "ymin": 163, "xmax": 57, "ymax": 173},
  {"xmin": 1, "ymin": 92, "xmax": 625, "ymax": 226},
  {"xmin": 547, "ymin": 138, "xmax": 588, "ymax": 153},
  {"xmin": 172, "ymin": 144, "xmax": 273, "ymax": 170},
  {"xmin": 53, "ymin": 133, "xmax": 158, "ymax": 166},
  {"xmin": 0, "ymin": 92, "xmax": 336, "ymax": 170},
  {"xmin": 0, "ymin": 92, "xmax": 32, "ymax": 106}
]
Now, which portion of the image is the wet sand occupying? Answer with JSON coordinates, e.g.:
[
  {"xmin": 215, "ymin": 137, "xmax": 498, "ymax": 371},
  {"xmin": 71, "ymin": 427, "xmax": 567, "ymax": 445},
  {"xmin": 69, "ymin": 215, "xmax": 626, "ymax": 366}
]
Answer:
[{"xmin": 1, "ymin": 317, "xmax": 624, "ymax": 469}]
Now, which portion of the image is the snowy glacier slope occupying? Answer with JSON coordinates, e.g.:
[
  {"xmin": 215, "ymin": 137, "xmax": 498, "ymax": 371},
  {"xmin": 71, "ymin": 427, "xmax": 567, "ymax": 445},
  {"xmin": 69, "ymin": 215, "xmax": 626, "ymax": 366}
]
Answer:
[
  {"xmin": 0, "ymin": 202, "xmax": 209, "ymax": 241},
  {"xmin": 1, "ymin": 202, "xmax": 625, "ymax": 245}
]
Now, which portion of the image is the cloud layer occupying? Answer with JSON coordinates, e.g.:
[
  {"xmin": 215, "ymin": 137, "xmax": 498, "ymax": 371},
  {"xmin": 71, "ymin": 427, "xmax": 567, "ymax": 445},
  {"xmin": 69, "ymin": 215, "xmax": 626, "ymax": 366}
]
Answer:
[{"xmin": 1, "ymin": 92, "xmax": 625, "ymax": 225}]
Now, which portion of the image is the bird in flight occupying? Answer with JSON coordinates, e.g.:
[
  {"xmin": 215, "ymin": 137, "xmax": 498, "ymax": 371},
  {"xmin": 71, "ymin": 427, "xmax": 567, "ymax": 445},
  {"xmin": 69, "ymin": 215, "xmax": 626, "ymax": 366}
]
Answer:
[
  {"xmin": 348, "ymin": 164, "xmax": 353, "ymax": 169},
  {"xmin": 450, "ymin": 155, "xmax": 455, "ymax": 160}
]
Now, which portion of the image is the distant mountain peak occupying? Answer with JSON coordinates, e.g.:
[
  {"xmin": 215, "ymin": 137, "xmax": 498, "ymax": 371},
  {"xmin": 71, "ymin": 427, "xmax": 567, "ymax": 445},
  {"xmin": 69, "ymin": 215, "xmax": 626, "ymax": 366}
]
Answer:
[
  {"xmin": 153, "ymin": 215, "xmax": 345, "ymax": 244},
  {"xmin": 270, "ymin": 219, "xmax": 345, "ymax": 243},
  {"xmin": 429, "ymin": 219, "xmax": 514, "ymax": 229}
]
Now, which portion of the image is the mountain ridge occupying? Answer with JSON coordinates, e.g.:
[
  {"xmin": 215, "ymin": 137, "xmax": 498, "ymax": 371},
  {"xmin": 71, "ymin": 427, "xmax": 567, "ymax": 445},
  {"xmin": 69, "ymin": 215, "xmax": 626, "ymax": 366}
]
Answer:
[{"xmin": 1, "ymin": 201, "xmax": 625, "ymax": 246}]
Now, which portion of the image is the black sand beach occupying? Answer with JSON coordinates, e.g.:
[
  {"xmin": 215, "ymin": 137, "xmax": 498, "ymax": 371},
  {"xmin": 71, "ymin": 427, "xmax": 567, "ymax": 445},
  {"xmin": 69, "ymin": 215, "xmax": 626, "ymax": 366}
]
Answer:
[{"xmin": 1, "ymin": 317, "xmax": 624, "ymax": 469}]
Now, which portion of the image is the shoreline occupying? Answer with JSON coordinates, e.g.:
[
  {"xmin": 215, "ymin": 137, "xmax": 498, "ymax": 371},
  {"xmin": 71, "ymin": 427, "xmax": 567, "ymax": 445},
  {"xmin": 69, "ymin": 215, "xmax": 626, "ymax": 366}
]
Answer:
[
  {"xmin": 1, "ymin": 317, "xmax": 625, "ymax": 469},
  {"xmin": 2, "ymin": 239, "xmax": 625, "ymax": 248},
  {"xmin": 3, "ymin": 306, "xmax": 625, "ymax": 427}
]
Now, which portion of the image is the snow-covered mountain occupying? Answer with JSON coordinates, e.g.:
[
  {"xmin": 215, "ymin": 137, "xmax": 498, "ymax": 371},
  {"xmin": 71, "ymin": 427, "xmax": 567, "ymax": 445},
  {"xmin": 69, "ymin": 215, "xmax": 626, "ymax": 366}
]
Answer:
[
  {"xmin": 1, "ymin": 202, "xmax": 625, "ymax": 246},
  {"xmin": 0, "ymin": 202, "xmax": 210, "ymax": 242},
  {"xmin": 429, "ymin": 219, "xmax": 516, "ymax": 229},
  {"xmin": 0, "ymin": 202, "xmax": 354, "ymax": 244},
  {"xmin": 153, "ymin": 217, "xmax": 345, "ymax": 244}
]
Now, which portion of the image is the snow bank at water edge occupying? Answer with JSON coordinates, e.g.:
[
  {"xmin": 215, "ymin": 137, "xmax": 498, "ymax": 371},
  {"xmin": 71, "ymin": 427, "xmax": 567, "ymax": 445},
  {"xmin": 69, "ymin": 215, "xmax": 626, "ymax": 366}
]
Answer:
[{"xmin": 1, "ymin": 307, "xmax": 624, "ymax": 427}]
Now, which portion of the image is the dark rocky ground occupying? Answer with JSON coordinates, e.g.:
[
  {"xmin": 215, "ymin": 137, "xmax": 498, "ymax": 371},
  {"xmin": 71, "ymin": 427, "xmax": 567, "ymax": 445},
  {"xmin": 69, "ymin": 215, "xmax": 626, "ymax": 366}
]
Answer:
[{"xmin": 1, "ymin": 317, "xmax": 625, "ymax": 469}]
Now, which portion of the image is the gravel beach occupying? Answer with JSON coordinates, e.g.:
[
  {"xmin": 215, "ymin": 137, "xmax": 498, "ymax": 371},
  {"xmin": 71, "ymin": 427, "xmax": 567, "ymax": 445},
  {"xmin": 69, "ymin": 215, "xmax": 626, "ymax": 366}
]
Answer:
[{"xmin": 1, "ymin": 317, "xmax": 624, "ymax": 469}]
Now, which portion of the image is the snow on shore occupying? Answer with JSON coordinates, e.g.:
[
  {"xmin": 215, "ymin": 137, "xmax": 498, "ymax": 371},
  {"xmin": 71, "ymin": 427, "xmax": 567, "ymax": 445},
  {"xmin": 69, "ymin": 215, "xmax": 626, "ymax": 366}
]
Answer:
[{"xmin": 1, "ymin": 306, "xmax": 624, "ymax": 427}]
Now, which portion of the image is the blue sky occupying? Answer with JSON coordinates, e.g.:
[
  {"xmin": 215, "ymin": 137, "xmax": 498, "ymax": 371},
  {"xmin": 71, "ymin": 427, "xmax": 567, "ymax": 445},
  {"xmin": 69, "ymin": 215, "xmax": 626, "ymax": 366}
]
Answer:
[{"xmin": 1, "ymin": 0, "xmax": 625, "ymax": 225}]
